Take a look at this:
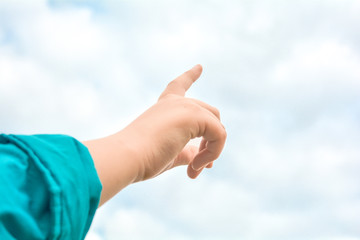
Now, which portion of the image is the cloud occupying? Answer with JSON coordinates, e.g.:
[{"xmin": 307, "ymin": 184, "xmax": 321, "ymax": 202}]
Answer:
[
  {"xmin": 0, "ymin": 1, "xmax": 146, "ymax": 138},
  {"xmin": 94, "ymin": 208, "xmax": 171, "ymax": 240},
  {"xmin": 1, "ymin": 0, "xmax": 360, "ymax": 240}
]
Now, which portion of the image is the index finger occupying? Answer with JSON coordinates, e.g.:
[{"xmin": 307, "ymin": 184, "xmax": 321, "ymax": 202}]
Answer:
[{"xmin": 159, "ymin": 64, "xmax": 203, "ymax": 99}]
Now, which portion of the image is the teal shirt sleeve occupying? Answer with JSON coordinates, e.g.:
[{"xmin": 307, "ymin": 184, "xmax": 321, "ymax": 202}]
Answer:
[{"xmin": 0, "ymin": 134, "xmax": 102, "ymax": 240}]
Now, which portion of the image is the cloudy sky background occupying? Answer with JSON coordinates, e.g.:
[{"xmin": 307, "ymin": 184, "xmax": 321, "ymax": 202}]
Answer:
[{"xmin": 1, "ymin": 0, "xmax": 360, "ymax": 239}]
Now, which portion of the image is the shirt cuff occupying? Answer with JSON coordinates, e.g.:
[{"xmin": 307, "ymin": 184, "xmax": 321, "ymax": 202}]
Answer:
[{"xmin": 0, "ymin": 134, "xmax": 102, "ymax": 240}]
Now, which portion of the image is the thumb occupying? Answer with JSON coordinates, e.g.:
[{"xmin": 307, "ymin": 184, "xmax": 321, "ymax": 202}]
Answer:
[{"xmin": 172, "ymin": 145, "xmax": 199, "ymax": 167}]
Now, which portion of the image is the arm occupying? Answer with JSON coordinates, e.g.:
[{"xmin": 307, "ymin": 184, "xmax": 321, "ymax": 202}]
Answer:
[{"xmin": 83, "ymin": 65, "xmax": 227, "ymax": 206}]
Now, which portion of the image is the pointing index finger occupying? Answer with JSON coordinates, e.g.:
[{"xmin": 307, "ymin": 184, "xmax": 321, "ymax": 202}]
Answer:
[{"xmin": 159, "ymin": 64, "xmax": 203, "ymax": 99}]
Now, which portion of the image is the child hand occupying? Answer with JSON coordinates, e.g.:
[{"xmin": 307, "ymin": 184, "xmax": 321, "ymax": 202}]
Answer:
[
  {"xmin": 121, "ymin": 64, "xmax": 227, "ymax": 181},
  {"xmin": 85, "ymin": 64, "xmax": 227, "ymax": 205}
]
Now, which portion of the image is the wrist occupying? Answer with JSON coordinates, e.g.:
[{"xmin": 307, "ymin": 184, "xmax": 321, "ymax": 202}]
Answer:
[
  {"xmin": 110, "ymin": 131, "xmax": 145, "ymax": 183},
  {"xmin": 83, "ymin": 132, "xmax": 142, "ymax": 205}
]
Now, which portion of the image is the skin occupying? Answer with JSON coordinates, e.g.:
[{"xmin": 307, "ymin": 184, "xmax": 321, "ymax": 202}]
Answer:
[{"xmin": 83, "ymin": 64, "xmax": 227, "ymax": 206}]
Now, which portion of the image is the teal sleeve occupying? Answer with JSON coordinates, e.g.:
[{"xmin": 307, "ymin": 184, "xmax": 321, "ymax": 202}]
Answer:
[{"xmin": 0, "ymin": 134, "xmax": 102, "ymax": 240}]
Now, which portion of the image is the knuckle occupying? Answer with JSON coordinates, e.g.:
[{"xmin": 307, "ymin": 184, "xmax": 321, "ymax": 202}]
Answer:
[
  {"xmin": 213, "ymin": 107, "xmax": 221, "ymax": 119},
  {"xmin": 211, "ymin": 147, "xmax": 222, "ymax": 160},
  {"xmin": 220, "ymin": 128, "xmax": 227, "ymax": 141},
  {"xmin": 184, "ymin": 99, "xmax": 201, "ymax": 111}
]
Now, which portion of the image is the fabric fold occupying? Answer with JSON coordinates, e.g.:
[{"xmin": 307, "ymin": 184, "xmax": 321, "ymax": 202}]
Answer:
[{"xmin": 0, "ymin": 134, "xmax": 102, "ymax": 240}]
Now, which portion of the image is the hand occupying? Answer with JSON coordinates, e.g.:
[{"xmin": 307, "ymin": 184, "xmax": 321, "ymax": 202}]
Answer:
[
  {"xmin": 84, "ymin": 64, "xmax": 227, "ymax": 206},
  {"xmin": 122, "ymin": 64, "xmax": 227, "ymax": 180}
]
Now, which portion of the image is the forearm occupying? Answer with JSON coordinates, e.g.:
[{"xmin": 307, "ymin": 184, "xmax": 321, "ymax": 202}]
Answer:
[{"xmin": 83, "ymin": 131, "xmax": 141, "ymax": 206}]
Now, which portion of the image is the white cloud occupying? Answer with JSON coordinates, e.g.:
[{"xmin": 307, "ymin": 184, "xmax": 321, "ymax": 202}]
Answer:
[
  {"xmin": 272, "ymin": 40, "xmax": 360, "ymax": 89},
  {"xmin": 2, "ymin": 2, "xmax": 109, "ymax": 66},
  {"xmin": 1, "ymin": 0, "xmax": 360, "ymax": 239},
  {"xmin": 88, "ymin": 203, "xmax": 189, "ymax": 240},
  {"xmin": 98, "ymin": 209, "xmax": 168, "ymax": 239},
  {"xmin": 0, "ymin": 1, "xmax": 146, "ymax": 138},
  {"xmin": 85, "ymin": 231, "xmax": 102, "ymax": 240}
]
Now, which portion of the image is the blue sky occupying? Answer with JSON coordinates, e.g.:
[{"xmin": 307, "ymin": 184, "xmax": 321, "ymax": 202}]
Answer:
[{"xmin": 1, "ymin": 0, "xmax": 360, "ymax": 239}]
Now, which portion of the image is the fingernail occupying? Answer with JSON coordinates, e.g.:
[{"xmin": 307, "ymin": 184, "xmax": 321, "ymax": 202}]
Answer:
[
  {"xmin": 191, "ymin": 162, "xmax": 197, "ymax": 171},
  {"xmin": 191, "ymin": 163, "xmax": 205, "ymax": 172}
]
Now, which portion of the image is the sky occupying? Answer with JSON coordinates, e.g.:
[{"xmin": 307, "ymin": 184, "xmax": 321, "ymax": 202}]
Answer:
[{"xmin": 1, "ymin": 0, "xmax": 360, "ymax": 239}]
